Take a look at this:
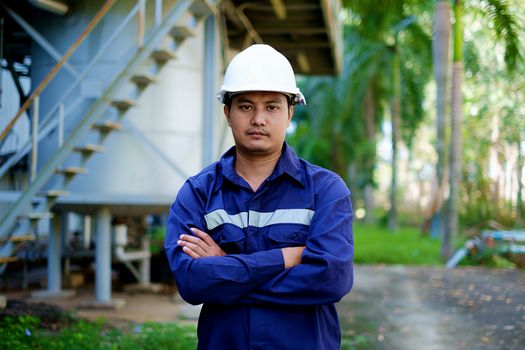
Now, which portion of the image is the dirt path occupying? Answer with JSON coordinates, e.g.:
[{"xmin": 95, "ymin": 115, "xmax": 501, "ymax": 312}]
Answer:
[{"xmin": 337, "ymin": 265, "xmax": 525, "ymax": 349}]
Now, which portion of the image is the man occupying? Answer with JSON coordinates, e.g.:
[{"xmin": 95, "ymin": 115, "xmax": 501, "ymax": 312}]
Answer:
[{"xmin": 165, "ymin": 44, "xmax": 354, "ymax": 350}]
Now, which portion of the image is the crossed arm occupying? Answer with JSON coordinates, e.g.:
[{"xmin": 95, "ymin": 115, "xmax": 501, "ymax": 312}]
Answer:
[{"xmin": 177, "ymin": 227, "xmax": 305, "ymax": 269}]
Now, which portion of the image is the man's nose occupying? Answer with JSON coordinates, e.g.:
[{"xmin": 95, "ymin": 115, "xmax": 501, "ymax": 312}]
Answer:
[{"xmin": 251, "ymin": 108, "xmax": 266, "ymax": 126}]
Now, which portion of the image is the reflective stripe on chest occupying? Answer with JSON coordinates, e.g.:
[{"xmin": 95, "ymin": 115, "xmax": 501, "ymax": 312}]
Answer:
[{"xmin": 205, "ymin": 209, "xmax": 315, "ymax": 230}]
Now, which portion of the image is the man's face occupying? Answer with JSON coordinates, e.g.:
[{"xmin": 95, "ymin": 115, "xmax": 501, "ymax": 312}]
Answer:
[{"xmin": 224, "ymin": 91, "xmax": 294, "ymax": 156}]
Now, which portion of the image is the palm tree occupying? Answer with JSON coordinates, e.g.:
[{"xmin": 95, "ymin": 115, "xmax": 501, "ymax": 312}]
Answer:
[
  {"xmin": 425, "ymin": 0, "xmax": 450, "ymax": 240},
  {"xmin": 290, "ymin": 1, "xmax": 432, "ymax": 229},
  {"xmin": 343, "ymin": 0, "xmax": 433, "ymax": 231},
  {"xmin": 388, "ymin": 38, "xmax": 401, "ymax": 232},
  {"xmin": 440, "ymin": 0, "xmax": 522, "ymax": 258},
  {"xmin": 444, "ymin": 0, "xmax": 463, "ymax": 259}
]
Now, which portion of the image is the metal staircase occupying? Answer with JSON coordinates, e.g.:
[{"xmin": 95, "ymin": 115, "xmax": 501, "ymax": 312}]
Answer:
[{"xmin": 0, "ymin": 0, "xmax": 217, "ymax": 274}]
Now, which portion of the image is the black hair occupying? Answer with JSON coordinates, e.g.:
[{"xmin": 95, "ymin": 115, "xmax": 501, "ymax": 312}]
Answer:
[{"xmin": 224, "ymin": 93, "xmax": 295, "ymax": 108}]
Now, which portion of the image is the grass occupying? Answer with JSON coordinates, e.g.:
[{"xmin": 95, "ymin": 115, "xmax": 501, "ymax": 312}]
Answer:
[
  {"xmin": 0, "ymin": 315, "xmax": 197, "ymax": 350},
  {"xmin": 353, "ymin": 223, "xmax": 442, "ymax": 265}
]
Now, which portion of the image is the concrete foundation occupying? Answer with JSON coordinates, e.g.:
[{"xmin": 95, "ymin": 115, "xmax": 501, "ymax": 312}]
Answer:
[
  {"xmin": 31, "ymin": 289, "xmax": 76, "ymax": 300},
  {"xmin": 78, "ymin": 298, "xmax": 126, "ymax": 311},
  {"xmin": 123, "ymin": 283, "xmax": 163, "ymax": 294}
]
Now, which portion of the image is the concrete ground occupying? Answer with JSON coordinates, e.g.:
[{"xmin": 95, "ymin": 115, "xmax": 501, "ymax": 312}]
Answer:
[
  {"xmin": 339, "ymin": 265, "xmax": 525, "ymax": 350},
  {"xmin": 2, "ymin": 265, "xmax": 525, "ymax": 349},
  {"xmin": 2, "ymin": 287, "xmax": 198, "ymax": 325}
]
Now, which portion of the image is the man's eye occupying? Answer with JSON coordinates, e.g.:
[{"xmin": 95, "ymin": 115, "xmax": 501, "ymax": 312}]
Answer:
[
  {"xmin": 268, "ymin": 105, "xmax": 279, "ymax": 111},
  {"xmin": 239, "ymin": 105, "xmax": 252, "ymax": 110}
]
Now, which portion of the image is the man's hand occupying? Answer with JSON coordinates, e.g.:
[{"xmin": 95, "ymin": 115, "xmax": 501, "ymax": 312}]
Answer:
[
  {"xmin": 282, "ymin": 246, "xmax": 305, "ymax": 269},
  {"xmin": 178, "ymin": 227, "xmax": 226, "ymax": 258}
]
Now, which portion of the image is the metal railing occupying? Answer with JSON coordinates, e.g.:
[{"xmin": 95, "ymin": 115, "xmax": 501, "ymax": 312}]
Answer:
[
  {"xmin": 0, "ymin": 0, "xmax": 168, "ymax": 180},
  {"xmin": 0, "ymin": 0, "xmax": 117, "ymax": 142}
]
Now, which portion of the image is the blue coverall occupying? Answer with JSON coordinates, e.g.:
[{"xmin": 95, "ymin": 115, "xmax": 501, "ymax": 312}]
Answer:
[{"xmin": 165, "ymin": 143, "xmax": 354, "ymax": 349}]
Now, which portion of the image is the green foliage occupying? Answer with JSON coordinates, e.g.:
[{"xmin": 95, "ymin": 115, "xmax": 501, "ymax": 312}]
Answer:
[
  {"xmin": 290, "ymin": 1, "xmax": 433, "ymax": 193},
  {"xmin": 117, "ymin": 322, "xmax": 197, "ymax": 350},
  {"xmin": 0, "ymin": 315, "xmax": 41, "ymax": 350},
  {"xmin": 461, "ymin": 247, "xmax": 517, "ymax": 268},
  {"xmin": 353, "ymin": 223, "xmax": 442, "ymax": 265},
  {"xmin": 478, "ymin": 0, "xmax": 523, "ymax": 71},
  {"xmin": 341, "ymin": 334, "xmax": 373, "ymax": 350},
  {"xmin": 148, "ymin": 226, "xmax": 166, "ymax": 254},
  {"xmin": 459, "ymin": 0, "xmax": 525, "ymax": 228},
  {"xmin": 0, "ymin": 316, "xmax": 197, "ymax": 350}
]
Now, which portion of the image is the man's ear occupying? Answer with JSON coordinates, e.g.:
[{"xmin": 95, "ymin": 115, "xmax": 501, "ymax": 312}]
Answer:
[
  {"xmin": 288, "ymin": 105, "xmax": 294, "ymax": 123},
  {"xmin": 224, "ymin": 105, "xmax": 231, "ymax": 126}
]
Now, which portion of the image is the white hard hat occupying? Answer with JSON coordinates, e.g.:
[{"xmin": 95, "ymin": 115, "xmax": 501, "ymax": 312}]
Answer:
[{"xmin": 217, "ymin": 44, "xmax": 306, "ymax": 105}]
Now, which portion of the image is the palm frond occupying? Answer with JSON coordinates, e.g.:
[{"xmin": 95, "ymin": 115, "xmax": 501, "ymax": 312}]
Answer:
[{"xmin": 478, "ymin": 0, "xmax": 524, "ymax": 71}]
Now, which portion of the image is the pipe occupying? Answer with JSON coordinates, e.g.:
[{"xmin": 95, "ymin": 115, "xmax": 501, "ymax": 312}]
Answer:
[
  {"xmin": 445, "ymin": 238, "xmax": 480, "ymax": 268},
  {"xmin": 113, "ymin": 223, "xmax": 151, "ymax": 284},
  {"xmin": 115, "ymin": 246, "xmax": 151, "ymax": 261}
]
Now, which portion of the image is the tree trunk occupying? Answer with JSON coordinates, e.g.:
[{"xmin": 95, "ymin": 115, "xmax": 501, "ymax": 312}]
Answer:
[
  {"xmin": 489, "ymin": 113, "xmax": 501, "ymax": 217},
  {"xmin": 388, "ymin": 42, "xmax": 401, "ymax": 233},
  {"xmin": 425, "ymin": 0, "xmax": 450, "ymax": 236},
  {"xmin": 517, "ymin": 133, "xmax": 524, "ymax": 226},
  {"xmin": 364, "ymin": 86, "xmax": 376, "ymax": 225},
  {"xmin": 332, "ymin": 132, "xmax": 347, "ymax": 181},
  {"xmin": 443, "ymin": 0, "xmax": 463, "ymax": 260}
]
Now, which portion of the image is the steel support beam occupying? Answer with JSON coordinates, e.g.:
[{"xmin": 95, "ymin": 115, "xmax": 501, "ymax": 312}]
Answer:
[
  {"xmin": 47, "ymin": 213, "xmax": 62, "ymax": 292},
  {"xmin": 95, "ymin": 207, "xmax": 111, "ymax": 302},
  {"xmin": 202, "ymin": 14, "xmax": 216, "ymax": 166},
  {"xmin": 31, "ymin": 210, "xmax": 75, "ymax": 299}
]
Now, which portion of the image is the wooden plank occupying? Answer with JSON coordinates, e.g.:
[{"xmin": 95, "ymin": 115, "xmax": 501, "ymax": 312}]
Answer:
[
  {"xmin": 92, "ymin": 121, "xmax": 122, "ymax": 132},
  {"xmin": 0, "ymin": 256, "xmax": 18, "ymax": 264},
  {"xmin": 151, "ymin": 49, "xmax": 177, "ymax": 63},
  {"xmin": 74, "ymin": 144, "xmax": 105, "ymax": 154},
  {"xmin": 56, "ymin": 167, "xmax": 88, "ymax": 176}
]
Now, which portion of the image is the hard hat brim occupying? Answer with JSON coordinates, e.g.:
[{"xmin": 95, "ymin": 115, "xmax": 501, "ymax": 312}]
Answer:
[{"xmin": 216, "ymin": 88, "xmax": 306, "ymax": 106}]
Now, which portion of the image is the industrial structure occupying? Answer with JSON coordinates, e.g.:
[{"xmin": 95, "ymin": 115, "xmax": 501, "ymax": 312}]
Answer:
[{"xmin": 0, "ymin": 0, "xmax": 342, "ymax": 309}]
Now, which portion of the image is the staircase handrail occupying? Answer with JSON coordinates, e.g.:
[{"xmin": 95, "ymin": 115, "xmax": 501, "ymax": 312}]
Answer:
[
  {"xmin": 0, "ymin": 0, "xmax": 117, "ymax": 142},
  {"xmin": 0, "ymin": 0, "xmax": 142, "ymax": 179}
]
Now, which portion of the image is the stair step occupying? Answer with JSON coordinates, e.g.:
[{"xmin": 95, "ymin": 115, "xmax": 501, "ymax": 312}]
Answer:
[
  {"xmin": 110, "ymin": 98, "xmax": 136, "ymax": 111},
  {"xmin": 39, "ymin": 190, "xmax": 70, "ymax": 198},
  {"xmin": 74, "ymin": 144, "xmax": 105, "ymax": 154},
  {"xmin": 22, "ymin": 212, "xmax": 54, "ymax": 221},
  {"xmin": 93, "ymin": 121, "xmax": 122, "ymax": 133},
  {"xmin": 151, "ymin": 49, "xmax": 177, "ymax": 63},
  {"xmin": 131, "ymin": 74, "xmax": 158, "ymax": 87},
  {"xmin": 169, "ymin": 26, "xmax": 195, "ymax": 42},
  {"xmin": 57, "ymin": 167, "xmax": 88, "ymax": 176},
  {"xmin": 190, "ymin": 0, "xmax": 216, "ymax": 18},
  {"xmin": 8, "ymin": 234, "xmax": 36, "ymax": 243},
  {"xmin": 0, "ymin": 256, "xmax": 18, "ymax": 264}
]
